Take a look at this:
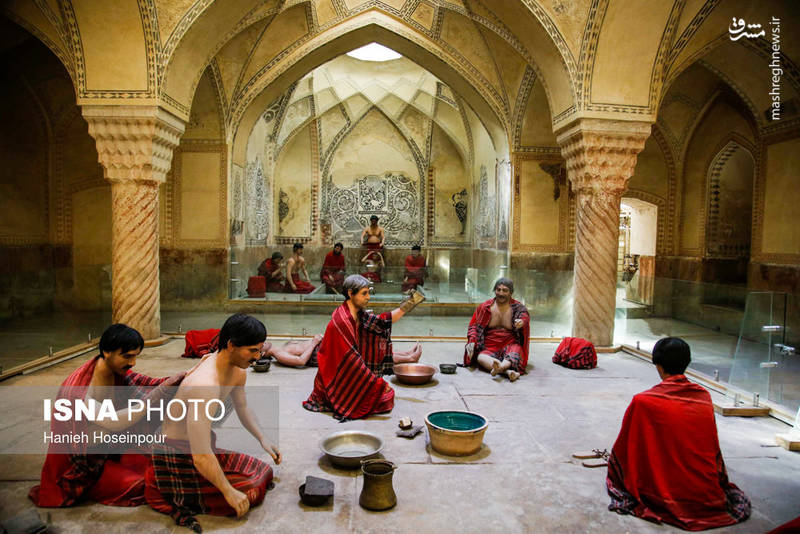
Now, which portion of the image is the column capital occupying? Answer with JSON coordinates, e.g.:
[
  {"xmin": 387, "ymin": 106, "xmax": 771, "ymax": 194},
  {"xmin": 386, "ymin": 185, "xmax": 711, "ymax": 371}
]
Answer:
[
  {"xmin": 82, "ymin": 105, "xmax": 186, "ymax": 184},
  {"xmin": 556, "ymin": 118, "xmax": 651, "ymax": 195}
]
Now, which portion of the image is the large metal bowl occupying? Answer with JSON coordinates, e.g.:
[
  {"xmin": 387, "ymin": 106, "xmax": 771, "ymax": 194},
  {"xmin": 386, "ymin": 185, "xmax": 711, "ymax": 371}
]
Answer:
[
  {"xmin": 425, "ymin": 410, "xmax": 488, "ymax": 456},
  {"xmin": 393, "ymin": 363, "xmax": 436, "ymax": 385},
  {"xmin": 319, "ymin": 430, "xmax": 384, "ymax": 468}
]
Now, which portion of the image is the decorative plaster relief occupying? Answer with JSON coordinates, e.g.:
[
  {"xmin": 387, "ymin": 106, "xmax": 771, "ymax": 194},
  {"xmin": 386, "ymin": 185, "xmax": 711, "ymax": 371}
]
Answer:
[
  {"xmin": 496, "ymin": 159, "xmax": 511, "ymax": 242},
  {"xmin": 326, "ymin": 173, "xmax": 421, "ymax": 245},
  {"xmin": 476, "ymin": 164, "xmax": 496, "ymax": 239},
  {"xmin": 245, "ymin": 159, "xmax": 270, "ymax": 243}
]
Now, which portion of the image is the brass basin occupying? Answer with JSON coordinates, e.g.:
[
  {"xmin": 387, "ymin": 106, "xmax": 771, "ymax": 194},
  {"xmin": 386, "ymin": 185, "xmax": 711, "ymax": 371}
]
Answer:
[
  {"xmin": 425, "ymin": 410, "xmax": 488, "ymax": 456},
  {"xmin": 319, "ymin": 430, "xmax": 384, "ymax": 468},
  {"xmin": 393, "ymin": 363, "xmax": 436, "ymax": 385}
]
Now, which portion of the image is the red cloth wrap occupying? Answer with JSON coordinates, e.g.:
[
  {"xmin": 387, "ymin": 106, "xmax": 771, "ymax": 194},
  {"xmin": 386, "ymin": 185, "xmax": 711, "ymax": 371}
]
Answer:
[
  {"xmin": 362, "ymin": 271, "xmax": 381, "ymax": 283},
  {"xmin": 182, "ymin": 328, "xmax": 220, "ymax": 358},
  {"xmin": 364, "ymin": 242, "xmax": 382, "ymax": 251},
  {"xmin": 257, "ymin": 259, "xmax": 285, "ymax": 292},
  {"xmin": 402, "ymin": 255, "xmax": 426, "ymax": 291},
  {"xmin": 246, "ymin": 276, "xmax": 266, "ymax": 298},
  {"xmin": 285, "ymin": 273, "xmax": 315, "ymax": 293},
  {"xmin": 464, "ymin": 298, "xmax": 530, "ymax": 371},
  {"xmin": 29, "ymin": 357, "xmax": 181, "ymax": 507},
  {"xmin": 552, "ymin": 337, "xmax": 597, "ymax": 369},
  {"xmin": 606, "ymin": 375, "xmax": 751, "ymax": 530},
  {"xmin": 320, "ymin": 252, "xmax": 346, "ymax": 292},
  {"xmin": 303, "ymin": 302, "xmax": 394, "ymax": 420},
  {"xmin": 145, "ymin": 436, "xmax": 272, "ymax": 529}
]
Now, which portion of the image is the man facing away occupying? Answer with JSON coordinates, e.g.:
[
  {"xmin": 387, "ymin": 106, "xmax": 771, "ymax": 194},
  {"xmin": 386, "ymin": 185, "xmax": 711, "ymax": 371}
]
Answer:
[
  {"xmin": 145, "ymin": 314, "xmax": 281, "ymax": 531},
  {"xmin": 361, "ymin": 215, "xmax": 385, "ymax": 250},
  {"xmin": 606, "ymin": 337, "xmax": 751, "ymax": 531},
  {"xmin": 257, "ymin": 251, "xmax": 286, "ymax": 292},
  {"xmin": 285, "ymin": 242, "xmax": 315, "ymax": 293},
  {"xmin": 30, "ymin": 324, "xmax": 186, "ymax": 508},
  {"xmin": 464, "ymin": 277, "xmax": 530, "ymax": 382},
  {"xmin": 303, "ymin": 274, "xmax": 424, "ymax": 420},
  {"xmin": 320, "ymin": 242, "xmax": 346, "ymax": 294},
  {"xmin": 402, "ymin": 245, "xmax": 427, "ymax": 292}
]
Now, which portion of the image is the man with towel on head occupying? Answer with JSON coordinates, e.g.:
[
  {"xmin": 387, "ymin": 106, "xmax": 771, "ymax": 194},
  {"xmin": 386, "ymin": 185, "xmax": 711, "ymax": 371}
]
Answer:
[
  {"xmin": 303, "ymin": 274, "xmax": 424, "ymax": 420},
  {"xmin": 464, "ymin": 277, "xmax": 530, "ymax": 382}
]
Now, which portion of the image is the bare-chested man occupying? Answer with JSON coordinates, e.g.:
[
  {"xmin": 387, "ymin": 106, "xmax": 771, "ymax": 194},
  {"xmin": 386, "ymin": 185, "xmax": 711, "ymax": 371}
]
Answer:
[
  {"xmin": 285, "ymin": 242, "xmax": 315, "ymax": 293},
  {"xmin": 361, "ymin": 215, "xmax": 385, "ymax": 250},
  {"xmin": 145, "ymin": 314, "xmax": 280, "ymax": 530},
  {"xmin": 463, "ymin": 278, "xmax": 531, "ymax": 382}
]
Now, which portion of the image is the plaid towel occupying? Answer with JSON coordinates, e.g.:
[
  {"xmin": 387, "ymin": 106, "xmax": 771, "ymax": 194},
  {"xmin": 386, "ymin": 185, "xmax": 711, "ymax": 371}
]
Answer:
[{"xmin": 552, "ymin": 337, "xmax": 597, "ymax": 369}]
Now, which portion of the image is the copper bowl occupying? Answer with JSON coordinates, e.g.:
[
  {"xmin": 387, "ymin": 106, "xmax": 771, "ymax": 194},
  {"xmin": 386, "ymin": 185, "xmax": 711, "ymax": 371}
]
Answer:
[
  {"xmin": 425, "ymin": 410, "xmax": 488, "ymax": 456},
  {"xmin": 393, "ymin": 363, "xmax": 436, "ymax": 385}
]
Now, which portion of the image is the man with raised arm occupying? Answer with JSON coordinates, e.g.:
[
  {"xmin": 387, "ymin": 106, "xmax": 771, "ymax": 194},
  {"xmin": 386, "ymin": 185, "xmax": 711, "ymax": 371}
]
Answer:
[
  {"xmin": 606, "ymin": 337, "xmax": 750, "ymax": 530},
  {"xmin": 285, "ymin": 243, "xmax": 315, "ymax": 293},
  {"xmin": 464, "ymin": 277, "xmax": 530, "ymax": 382},
  {"xmin": 30, "ymin": 324, "xmax": 187, "ymax": 508},
  {"xmin": 303, "ymin": 274, "xmax": 424, "ymax": 420},
  {"xmin": 145, "ymin": 314, "xmax": 281, "ymax": 531}
]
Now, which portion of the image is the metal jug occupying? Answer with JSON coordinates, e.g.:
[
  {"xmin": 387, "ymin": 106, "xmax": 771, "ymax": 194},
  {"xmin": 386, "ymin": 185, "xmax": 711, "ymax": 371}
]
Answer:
[{"xmin": 359, "ymin": 459, "xmax": 397, "ymax": 510}]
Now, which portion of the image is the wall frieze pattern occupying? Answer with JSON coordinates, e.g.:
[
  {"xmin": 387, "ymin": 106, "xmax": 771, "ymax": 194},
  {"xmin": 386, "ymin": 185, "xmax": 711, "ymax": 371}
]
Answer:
[
  {"xmin": 647, "ymin": 0, "xmax": 683, "ymax": 114},
  {"xmin": 575, "ymin": 0, "xmax": 607, "ymax": 107},
  {"xmin": 650, "ymin": 124, "xmax": 678, "ymax": 255},
  {"xmin": 666, "ymin": 0, "xmax": 720, "ymax": 67},
  {"xmin": 512, "ymin": 66, "xmax": 537, "ymax": 150}
]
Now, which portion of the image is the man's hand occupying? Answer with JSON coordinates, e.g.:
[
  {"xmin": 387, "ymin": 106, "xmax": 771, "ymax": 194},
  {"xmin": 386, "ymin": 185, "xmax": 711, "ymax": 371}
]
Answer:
[
  {"xmin": 399, "ymin": 290, "xmax": 425, "ymax": 313},
  {"xmin": 260, "ymin": 437, "xmax": 282, "ymax": 464},
  {"xmin": 465, "ymin": 342, "xmax": 475, "ymax": 364},
  {"xmin": 514, "ymin": 319, "xmax": 524, "ymax": 330},
  {"xmin": 224, "ymin": 487, "xmax": 250, "ymax": 517}
]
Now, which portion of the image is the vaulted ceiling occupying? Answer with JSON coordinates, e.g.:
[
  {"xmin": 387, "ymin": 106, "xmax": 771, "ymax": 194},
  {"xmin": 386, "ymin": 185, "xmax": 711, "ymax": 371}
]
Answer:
[{"xmin": 4, "ymin": 0, "xmax": 798, "ymax": 148}]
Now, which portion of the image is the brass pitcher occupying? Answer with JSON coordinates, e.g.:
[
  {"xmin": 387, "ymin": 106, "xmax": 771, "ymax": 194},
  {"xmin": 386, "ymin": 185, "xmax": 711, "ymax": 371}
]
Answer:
[{"xmin": 359, "ymin": 459, "xmax": 397, "ymax": 510}]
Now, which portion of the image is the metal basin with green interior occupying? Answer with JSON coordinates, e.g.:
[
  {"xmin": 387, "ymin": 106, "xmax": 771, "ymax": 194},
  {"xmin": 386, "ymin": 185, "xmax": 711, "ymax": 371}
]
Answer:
[{"xmin": 425, "ymin": 410, "xmax": 488, "ymax": 456}]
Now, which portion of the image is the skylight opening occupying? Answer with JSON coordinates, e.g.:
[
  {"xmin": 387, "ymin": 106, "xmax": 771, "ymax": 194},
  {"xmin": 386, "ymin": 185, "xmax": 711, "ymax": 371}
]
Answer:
[{"xmin": 346, "ymin": 43, "xmax": 402, "ymax": 62}]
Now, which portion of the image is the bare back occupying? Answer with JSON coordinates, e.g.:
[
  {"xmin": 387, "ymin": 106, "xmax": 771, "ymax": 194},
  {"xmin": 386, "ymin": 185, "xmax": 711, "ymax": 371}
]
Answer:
[{"xmin": 162, "ymin": 353, "xmax": 245, "ymax": 441}]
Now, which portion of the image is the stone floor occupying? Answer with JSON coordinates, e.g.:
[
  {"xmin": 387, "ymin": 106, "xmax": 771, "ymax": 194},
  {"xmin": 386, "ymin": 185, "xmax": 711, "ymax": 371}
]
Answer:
[
  {"xmin": 0, "ymin": 339, "xmax": 798, "ymax": 533},
  {"xmin": 2, "ymin": 305, "xmax": 798, "ymax": 415}
]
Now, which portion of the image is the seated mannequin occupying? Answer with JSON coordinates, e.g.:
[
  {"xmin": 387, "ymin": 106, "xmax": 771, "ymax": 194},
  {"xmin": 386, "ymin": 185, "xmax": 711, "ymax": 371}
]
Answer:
[{"xmin": 360, "ymin": 250, "xmax": 384, "ymax": 284}]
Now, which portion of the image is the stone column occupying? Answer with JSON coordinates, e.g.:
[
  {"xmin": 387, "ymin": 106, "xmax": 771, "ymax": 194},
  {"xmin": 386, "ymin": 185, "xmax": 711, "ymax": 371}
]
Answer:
[
  {"xmin": 82, "ymin": 106, "xmax": 185, "ymax": 340},
  {"xmin": 557, "ymin": 119, "xmax": 651, "ymax": 347}
]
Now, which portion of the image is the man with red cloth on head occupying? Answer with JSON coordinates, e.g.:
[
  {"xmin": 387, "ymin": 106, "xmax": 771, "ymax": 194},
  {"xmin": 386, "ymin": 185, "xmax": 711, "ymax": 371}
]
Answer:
[
  {"xmin": 285, "ymin": 243, "xmax": 315, "ymax": 293},
  {"xmin": 606, "ymin": 337, "xmax": 751, "ymax": 531},
  {"xmin": 303, "ymin": 274, "xmax": 425, "ymax": 420},
  {"xmin": 257, "ymin": 251, "xmax": 286, "ymax": 292},
  {"xmin": 402, "ymin": 245, "xmax": 427, "ymax": 292},
  {"xmin": 464, "ymin": 277, "xmax": 530, "ymax": 382},
  {"xmin": 29, "ymin": 324, "xmax": 187, "ymax": 508},
  {"xmin": 320, "ymin": 242, "xmax": 346, "ymax": 294}
]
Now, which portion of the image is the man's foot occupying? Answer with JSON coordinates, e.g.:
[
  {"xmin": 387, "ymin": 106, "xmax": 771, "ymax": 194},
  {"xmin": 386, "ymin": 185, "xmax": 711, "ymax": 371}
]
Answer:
[
  {"xmin": 507, "ymin": 370, "xmax": 520, "ymax": 382},
  {"xmin": 490, "ymin": 360, "xmax": 500, "ymax": 377}
]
